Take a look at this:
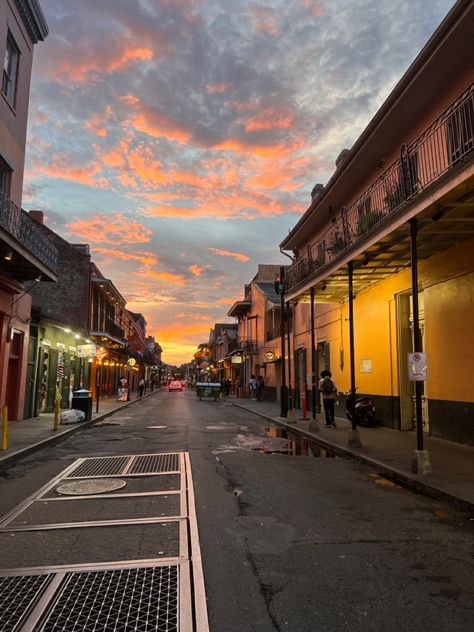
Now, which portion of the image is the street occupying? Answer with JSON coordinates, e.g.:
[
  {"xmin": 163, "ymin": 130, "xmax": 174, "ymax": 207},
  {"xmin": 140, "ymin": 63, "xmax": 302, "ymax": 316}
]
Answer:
[{"xmin": 1, "ymin": 389, "xmax": 473, "ymax": 632}]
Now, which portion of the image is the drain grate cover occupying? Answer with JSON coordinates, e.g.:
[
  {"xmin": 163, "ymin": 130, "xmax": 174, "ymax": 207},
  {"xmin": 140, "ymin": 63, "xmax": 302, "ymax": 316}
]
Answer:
[
  {"xmin": 129, "ymin": 454, "xmax": 179, "ymax": 474},
  {"xmin": 69, "ymin": 457, "xmax": 129, "ymax": 478},
  {"xmin": 56, "ymin": 479, "xmax": 127, "ymax": 495},
  {"xmin": 38, "ymin": 566, "xmax": 178, "ymax": 631},
  {"xmin": 0, "ymin": 574, "xmax": 52, "ymax": 632}
]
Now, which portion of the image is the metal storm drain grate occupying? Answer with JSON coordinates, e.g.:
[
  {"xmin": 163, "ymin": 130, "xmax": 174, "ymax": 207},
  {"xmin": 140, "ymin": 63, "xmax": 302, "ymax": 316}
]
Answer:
[
  {"xmin": 129, "ymin": 454, "xmax": 180, "ymax": 474},
  {"xmin": 69, "ymin": 456, "xmax": 129, "ymax": 477},
  {"xmin": 38, "ymin": 566, "xmax": 178, "ymax": 632},
  {"xmin": 0, "ymin": 574, "xmax": 52, "ymax": 632}
]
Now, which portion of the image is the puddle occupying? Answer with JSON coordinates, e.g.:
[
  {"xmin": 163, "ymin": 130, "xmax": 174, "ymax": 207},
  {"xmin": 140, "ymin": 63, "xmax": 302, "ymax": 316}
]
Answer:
[
  {"xmin": 206, "ymin": 424, "xmax": 236, "ymax": 430},
  {"xmin": 147, "ymin": 425, "xmax": 168, "ymax": 429}
]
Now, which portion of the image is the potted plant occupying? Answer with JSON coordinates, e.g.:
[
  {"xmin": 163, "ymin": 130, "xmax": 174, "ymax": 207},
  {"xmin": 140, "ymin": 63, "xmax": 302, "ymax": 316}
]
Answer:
[{"xmin": 356, "ymin": 210, "xmax": 385, "ymax": 236}]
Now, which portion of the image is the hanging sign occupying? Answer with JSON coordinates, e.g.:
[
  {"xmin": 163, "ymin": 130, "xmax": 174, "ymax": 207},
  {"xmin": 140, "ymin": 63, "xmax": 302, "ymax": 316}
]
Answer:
[
  {"xmin": 77, "ymin": 344, "xmax": 96, "ymax": 358},
  {"xmin": 127, "ymin": 358, "xmax": 136, "ymax": 366},
  {"xmin": 408, "ymin": 352, "xmax": 427, "ymax": 381}
]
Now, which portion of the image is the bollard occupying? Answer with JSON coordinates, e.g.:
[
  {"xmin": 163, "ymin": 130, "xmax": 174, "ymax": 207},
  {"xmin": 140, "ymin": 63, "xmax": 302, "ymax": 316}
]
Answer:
[
  {"xmin": 53, "ymin": 399, "xmax": 60, "ymax": 432},
  {"xmin": 1, "ymin": 406, "xmax": 8, "ymax": 450}
]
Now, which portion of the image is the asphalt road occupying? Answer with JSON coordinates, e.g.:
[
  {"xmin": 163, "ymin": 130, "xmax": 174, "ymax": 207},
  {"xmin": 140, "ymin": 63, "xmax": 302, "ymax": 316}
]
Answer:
[{"xmin": 0, "ymin": 389, "xmax": 473, "ymax": 632}]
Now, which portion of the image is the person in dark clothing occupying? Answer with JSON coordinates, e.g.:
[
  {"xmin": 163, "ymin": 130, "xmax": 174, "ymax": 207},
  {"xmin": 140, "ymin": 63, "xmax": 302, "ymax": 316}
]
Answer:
[
  {"xmin": 224, "ymin": 379, "xmax": 231, "ymax": 397},
  {"xmin": 138, "ymin": 378, "xmax": 145, "ymax": 397},
  {"xmin": 318, "ymin": 370, "xmax": 337, "ymax": 427},
  {"xmin": 256, "ymin": 375, "xmax": 265, "ymax": 401}
]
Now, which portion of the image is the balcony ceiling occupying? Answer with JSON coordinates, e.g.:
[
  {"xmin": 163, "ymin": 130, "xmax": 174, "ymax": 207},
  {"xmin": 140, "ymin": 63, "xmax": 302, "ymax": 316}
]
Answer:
[
  {"xmin": 0, "ymin": 238, "xmax": 57, "ymax": 282},
  {"xmin": 292, "ymin": 175, "xmax": 474, "ymax": 304}
]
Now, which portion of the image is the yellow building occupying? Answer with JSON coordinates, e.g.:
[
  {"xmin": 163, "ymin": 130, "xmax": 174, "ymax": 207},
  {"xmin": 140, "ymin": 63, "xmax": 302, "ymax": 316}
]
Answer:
[{"xmin": 280, "ymin": 0, "xmax": 473, "ymax": 446}]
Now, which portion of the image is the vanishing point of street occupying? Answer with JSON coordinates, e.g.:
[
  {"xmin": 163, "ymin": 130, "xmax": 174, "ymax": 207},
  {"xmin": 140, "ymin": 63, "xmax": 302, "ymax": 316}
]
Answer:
[{"xmin": 0, "ymin": 389, "xmax": 472, "ymax": 631}]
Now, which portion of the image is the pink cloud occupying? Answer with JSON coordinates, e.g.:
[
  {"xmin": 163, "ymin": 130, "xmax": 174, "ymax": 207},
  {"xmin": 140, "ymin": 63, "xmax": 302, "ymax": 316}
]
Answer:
[
  {"xmin": 189, "ymin": 264, "xmax": 205, "ymax": 276},
  {"xmin": 66, "ymin": 213, "xmax": 152, "ymax": 245},
  {"xmin": 207, "ymin": 247, "xmax": 249, "ymax": 262}
]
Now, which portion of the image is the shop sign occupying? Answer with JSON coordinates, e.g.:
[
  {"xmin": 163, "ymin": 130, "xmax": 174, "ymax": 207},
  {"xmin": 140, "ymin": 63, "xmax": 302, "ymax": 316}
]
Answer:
[
  {"xmin": 264, "ymin": 350, "xmax": 275, "ymax": 360},
  {"xmin": 96, "ymin": 347, "xmax": 107, "ymax": 361},
  {"xmin": 57, "ymin": 342, "xmax": 66, "ymax": 350},
  {"xmin": 128, "ymin": 358, "xmax": 136, "ymax": 366},
  {"xmin": 360, "ymin": 359, "xmax": 372, "ymax": 373},
  {"xmin": 77, "ymin": 344, "xmax": 96, "ymax": 358},
  {"xmin": 41, "ymin": 339, "xmax": 51, "ymax": 347},
  {"xmin": 408, "ymin": 352, "xmax": 427, "ymax": 381},
  {"xmin": 231, "ymin": 355, "xmax": 243, "ymax": 364},
  {"xmin": 68, "ymin": 346, "xmax": 77, "ymax": 353}
]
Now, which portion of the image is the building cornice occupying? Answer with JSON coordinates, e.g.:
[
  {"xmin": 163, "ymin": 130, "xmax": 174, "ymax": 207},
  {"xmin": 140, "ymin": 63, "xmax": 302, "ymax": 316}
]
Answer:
[{"xmin": 14, "ymin": 0, "xmax": 49, "ymax": 43}]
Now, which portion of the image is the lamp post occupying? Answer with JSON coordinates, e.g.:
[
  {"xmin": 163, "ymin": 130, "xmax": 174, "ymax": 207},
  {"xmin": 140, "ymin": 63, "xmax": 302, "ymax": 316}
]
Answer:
[{"xmin": 276, "ymin": 267, "xmax": 288, "ymax": 417}]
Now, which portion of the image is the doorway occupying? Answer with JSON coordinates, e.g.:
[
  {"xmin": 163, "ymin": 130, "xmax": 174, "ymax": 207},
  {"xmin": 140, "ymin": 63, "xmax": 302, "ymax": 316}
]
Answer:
[{"xmin": 396, "ymin": 292, "xmax": 429, "ymax": 432}]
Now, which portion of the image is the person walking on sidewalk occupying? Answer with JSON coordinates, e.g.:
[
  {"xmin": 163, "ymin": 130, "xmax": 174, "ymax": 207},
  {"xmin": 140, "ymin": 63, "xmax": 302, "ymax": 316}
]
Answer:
[
  {"xmin": 249, "ymin": 375, "xmax": 257, "ymax": 400},
  {"xmin": 256, "ymin": 375, "xmax": 265, "ymax": 401},
  {"xmin": 138, "ymin": 377, "xmax": 145, "ymax": 397},
  {"xmin": 318, "ymin": 370, "xmax": 337, "ymax": 427}
]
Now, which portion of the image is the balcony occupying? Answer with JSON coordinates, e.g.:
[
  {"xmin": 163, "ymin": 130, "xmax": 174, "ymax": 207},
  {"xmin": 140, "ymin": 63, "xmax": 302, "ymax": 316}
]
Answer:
[
  {"xmin": 240, "ymin": 339, "xmax": 258, "ymax": 354},
  {"xmin": 266, "ymin": 327, "xmax": 281, "ymax": 342},
  {"xmin": 91, "ymin": 317, "xmax": 125, "ymax": 345},
  {"xmin": 286, "ymin": 82, "xmax": 474, "ymax": 294},
  {"xmin": 0, "ymin": 190, "xmax": 58, "ymax": 281}
]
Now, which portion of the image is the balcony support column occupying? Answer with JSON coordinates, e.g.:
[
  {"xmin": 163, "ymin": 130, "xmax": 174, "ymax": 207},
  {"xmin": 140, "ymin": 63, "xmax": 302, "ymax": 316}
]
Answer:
[
  {"xmin": 348, "ymin": 261, "xmax": 362, "ymax": 448},
  {"xmin": 278, "ymin": 267, "xmax": 288, "ymax": 418},
  {"xmin": 409, "ymin": 218, "xmax": 431, "ymax": 474},
  {"xmin": 310, "ymin": 286, "xmax": 317, "ymax": 421},
  {"xmin": 286, "ymin": 301, "xmax": 296, "ymax": 422}
]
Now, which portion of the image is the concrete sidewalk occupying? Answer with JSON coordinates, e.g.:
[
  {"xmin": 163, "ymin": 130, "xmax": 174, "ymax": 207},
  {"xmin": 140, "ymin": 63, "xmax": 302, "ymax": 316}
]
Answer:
[
  {"xmin": 231, "ymin": 397, "xmax": 474, "ymax": 513},
  {"xmin": 0, "ymin": 390, "xmax": 161, "ymax": 471}
]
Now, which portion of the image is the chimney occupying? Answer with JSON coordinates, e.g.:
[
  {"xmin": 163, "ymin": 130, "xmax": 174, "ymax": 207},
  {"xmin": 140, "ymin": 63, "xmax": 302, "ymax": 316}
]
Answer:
[
  {"xmin": 28, "ymin": 210, "xmax": 44, "ymax": 224},
  {"xmin": 335, "ymin": 148, "xmax": 350, "ymax": 168},
  {"xmin": 311, "ymin": 183, "xmax": 324, "ymax": 201}
]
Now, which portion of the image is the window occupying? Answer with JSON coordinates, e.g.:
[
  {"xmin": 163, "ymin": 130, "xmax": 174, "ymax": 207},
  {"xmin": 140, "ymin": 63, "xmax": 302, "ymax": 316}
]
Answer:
[
  {"xmin": 0, "ymin": 155, "xmax": 12, "ymax": 195},
  {"xmin": 2, "ymin": 32, "xmax": 19, "ymax": 107}
]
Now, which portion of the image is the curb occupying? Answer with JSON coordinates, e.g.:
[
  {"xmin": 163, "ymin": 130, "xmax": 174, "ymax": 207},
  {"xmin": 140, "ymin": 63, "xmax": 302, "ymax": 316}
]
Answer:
[
  {"xmin": 0, "ymin": 390, "xmax": 161, "ymax": 472},
  {"xmin": 231, "ymin": 401, "xmax": 474, "ymax": 514}
]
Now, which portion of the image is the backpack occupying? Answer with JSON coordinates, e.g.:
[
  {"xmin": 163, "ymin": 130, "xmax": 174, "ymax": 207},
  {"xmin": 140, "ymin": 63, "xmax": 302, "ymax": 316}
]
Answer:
[{"xmin": 321, "ymin": 377, "xmax": 335, "ymax": 395}]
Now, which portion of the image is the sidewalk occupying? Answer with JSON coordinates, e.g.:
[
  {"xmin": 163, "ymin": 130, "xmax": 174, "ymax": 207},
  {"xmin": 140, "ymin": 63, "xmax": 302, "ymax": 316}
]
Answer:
[
  {"xmin": 231, "ymin": 397, "xmax": 474, "ymax": 513},
  {"xmin": 0, "ymin": 390, "xmax": 160, "ymax": 471}
]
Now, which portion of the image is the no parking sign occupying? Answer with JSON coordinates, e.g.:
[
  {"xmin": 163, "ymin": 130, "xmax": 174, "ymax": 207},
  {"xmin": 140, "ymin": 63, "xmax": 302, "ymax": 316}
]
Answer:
[{"xmin": 408, "ymin": 352, "xmax": 427, "ymax": 381}]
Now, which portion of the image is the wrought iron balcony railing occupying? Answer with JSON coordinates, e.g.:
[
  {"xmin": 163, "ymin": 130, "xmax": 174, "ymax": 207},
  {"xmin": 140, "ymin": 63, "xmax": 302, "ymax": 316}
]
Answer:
[
  {"xmin": 0, "ymin": 190, "xmax": 58, "ymax": 273},
  {"xmin": 91, "ymin": 316, "xmax": 125, "ymax": 342},
  {"xmin": 286, "ymin": 82, "xmax": 474, "ymax": 293},
  {"xmin": 240, "ymin": 339, "xmax": 258, "ymax": 354}
]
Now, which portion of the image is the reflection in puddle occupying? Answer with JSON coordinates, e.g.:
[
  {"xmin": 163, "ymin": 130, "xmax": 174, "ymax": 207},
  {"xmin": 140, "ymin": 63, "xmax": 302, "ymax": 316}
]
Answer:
[{"xmin": 213, "ymin": 426, "xmax": 339, "ymax": 457}]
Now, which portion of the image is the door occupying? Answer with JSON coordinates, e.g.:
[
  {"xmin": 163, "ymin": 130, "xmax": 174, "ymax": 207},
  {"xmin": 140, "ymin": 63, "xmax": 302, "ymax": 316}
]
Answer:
[
  {"xmin": 45, "ymin": 349, "xmax": 58, "ymax": 413},
  {"xmin": 396, "ymin": 292, "xmax": 429, "ymax": 432},
  {"xmin": 23, "ymin": 331, "xmax": 37, "ymax": 419}
]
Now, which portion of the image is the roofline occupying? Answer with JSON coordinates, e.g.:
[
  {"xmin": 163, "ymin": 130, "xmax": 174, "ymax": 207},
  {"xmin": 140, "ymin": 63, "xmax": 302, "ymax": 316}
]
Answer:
[
  {"xmin": 280, "ymin": 0, "xmax": 471, "ymax": 250},
  {"xmin": 14, "ymin": 0, "xmax": 49, "ymax": 43}
]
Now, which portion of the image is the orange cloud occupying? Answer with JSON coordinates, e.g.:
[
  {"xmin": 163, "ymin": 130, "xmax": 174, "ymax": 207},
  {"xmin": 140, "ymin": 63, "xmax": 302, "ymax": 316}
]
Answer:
[
  {"xmin": 244, "ymin": 108, "xmax": 294, "ymax": 133},
  {"xmin": 92, "ymin": 246, "xmax": 158, "ymax": 266},
  {"xmin": 207, "ymin": 247, "xmax": 249, "ymax": 262},
  {"xmin": 206, "ymin": 83, "xmax": 231, "ymax": 94},
  {"xmin": 144, "ymin": 270, "xmax": 188, "ymax": 287},
  {"xmin": 303, "ymin": 1, "xmax": 325, "ymax": 17},
  {"xmin": 44, "ymin": 40, "xmax": 154, "ymax": 83},
  {"xmin": 66, "ymin": 213, "xmax": 152, "ymax": 245},
  {"xmin": 216, "ymin": 297, "xmax": 235, "ymax": 305},
  {"xmin": 189, "ymin": 264, "xmax": 205, "ymax": 276}
]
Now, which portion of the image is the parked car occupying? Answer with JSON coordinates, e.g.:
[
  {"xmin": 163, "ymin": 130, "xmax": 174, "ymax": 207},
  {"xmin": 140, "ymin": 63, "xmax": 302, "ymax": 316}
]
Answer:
[{"xmin": 168, "ymin": 380, "xmax": 183, "ymax": 392}]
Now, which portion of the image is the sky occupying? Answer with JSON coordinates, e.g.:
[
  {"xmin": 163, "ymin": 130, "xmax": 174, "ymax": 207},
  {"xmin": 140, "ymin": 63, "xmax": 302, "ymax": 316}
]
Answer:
[{"xmin": 24, "ymin": 0, "xmax": 456, "ymax": 365}]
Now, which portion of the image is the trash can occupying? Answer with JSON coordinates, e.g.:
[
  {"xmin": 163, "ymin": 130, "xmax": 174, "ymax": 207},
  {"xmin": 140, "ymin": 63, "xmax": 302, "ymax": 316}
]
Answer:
[{"xmin": 71, "ymin": 388, "xmax": 93, "ymax": 422}]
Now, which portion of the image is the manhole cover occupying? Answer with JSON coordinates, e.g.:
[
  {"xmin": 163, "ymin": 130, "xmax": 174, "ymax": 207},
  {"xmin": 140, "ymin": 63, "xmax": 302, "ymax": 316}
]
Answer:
[
  {"xmin": 147, "ymin": 425, "xmax": 168, "ymax": 429},
  {"xmin": 56, "ymin": 479, "xmax": 127, "ymax": 495}
]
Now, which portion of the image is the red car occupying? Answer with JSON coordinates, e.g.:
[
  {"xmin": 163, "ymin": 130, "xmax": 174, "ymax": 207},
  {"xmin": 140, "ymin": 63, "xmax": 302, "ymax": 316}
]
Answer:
[{"xmin": 168, "ymin": 380, "xmax": 183, "ymax": 392}]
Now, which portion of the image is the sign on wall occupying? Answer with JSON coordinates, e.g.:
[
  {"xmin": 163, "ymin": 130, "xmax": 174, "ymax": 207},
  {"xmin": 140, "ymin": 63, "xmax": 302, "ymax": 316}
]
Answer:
[
  {"xmin": 76, "ymin": 344, "xmax": 96, "ymax": 358},
  {"xmin": 408, "ymin": 352, "xmax": 427, "ymax": 381},
  {"xmin": 360, "ymin": 359, "xmax": 372, "ymax": 373}
]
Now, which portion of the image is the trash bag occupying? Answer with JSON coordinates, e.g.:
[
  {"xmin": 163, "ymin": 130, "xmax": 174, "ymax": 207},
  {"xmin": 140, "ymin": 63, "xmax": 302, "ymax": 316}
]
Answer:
[{"xmin": 59, "ymin": 409, "xmax": 86, "ymax": 424}]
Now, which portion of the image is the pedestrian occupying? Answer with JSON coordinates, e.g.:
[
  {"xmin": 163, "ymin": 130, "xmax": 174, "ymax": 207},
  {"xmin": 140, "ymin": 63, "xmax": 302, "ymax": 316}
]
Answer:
[
  {"xmin": 318, "ymin": 370, "xmax": 337, "ymax": 427},
  {"xmin": 249, "ymin": 374, "xmax": 257, "ymax": 400},
  {"xmin": 224, "ymin": 378, "xmax": 231, "ymax": 397},
  {"xmin": 138, "ymin": 377, "xmax": 145, "ymax": 397},
  {"xmin": 256, "ymin": 375, "xmax": 265, "ymax": 401}
]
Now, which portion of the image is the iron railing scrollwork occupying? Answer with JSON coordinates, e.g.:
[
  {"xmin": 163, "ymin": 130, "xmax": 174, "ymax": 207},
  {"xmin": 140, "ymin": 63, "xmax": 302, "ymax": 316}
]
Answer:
[
  {"xmin": 286, "ymin": 82, "xmax": 474, "ymax": 293},
  {"xmin": 0, "ymin": 190, "xmax": 58, "ymax": 273}
]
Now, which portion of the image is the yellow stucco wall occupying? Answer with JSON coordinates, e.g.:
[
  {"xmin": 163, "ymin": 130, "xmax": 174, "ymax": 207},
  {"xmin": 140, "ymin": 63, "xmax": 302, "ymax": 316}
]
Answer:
[{"xmin": 309, "ymin": 238, "xmax": 474, "ymax": 404}]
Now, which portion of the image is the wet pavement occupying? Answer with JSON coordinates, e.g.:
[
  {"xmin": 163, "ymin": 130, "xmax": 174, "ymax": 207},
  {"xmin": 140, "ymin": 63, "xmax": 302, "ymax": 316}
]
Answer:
[{"xmin": 230, "ymin": 396, "xmax": 474, "ymax": 511}]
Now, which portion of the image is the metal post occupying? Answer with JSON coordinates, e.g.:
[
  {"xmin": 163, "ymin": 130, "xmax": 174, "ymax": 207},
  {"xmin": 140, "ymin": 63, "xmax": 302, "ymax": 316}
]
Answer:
[
  {"xmin": 53, "ymin": 398, "xmax": 59, "ymax": 432},
  {"xmin": 410, "ymin": 218, "xmax": 427, "ymax": 458},
  {"xmin": 310, "ymin": 286, "xmax": 317, "ymax": 420},
  {"xmin": 287, "ymin": 301, "xmax": 293, "ymax": 411},
  {"xmin": 279, "ymin": 267, "xmax": 288, "ymax": 417},
  {"xmin": 96, "ymin": 364, "xmax": 101, "ymax": 413},
  {"xmin": 1, "ymin": 406, "xmax": 8, "ymax": 450},
  {"xmin": 348, "ymin": 262, "xmax": 362, "ymax": 447}
]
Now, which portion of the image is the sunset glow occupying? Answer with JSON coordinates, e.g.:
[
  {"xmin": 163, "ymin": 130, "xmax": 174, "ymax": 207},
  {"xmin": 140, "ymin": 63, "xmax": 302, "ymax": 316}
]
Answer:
[{"xmin": 24, "ymin": 0, "xmax": 455, "ymax": 364}]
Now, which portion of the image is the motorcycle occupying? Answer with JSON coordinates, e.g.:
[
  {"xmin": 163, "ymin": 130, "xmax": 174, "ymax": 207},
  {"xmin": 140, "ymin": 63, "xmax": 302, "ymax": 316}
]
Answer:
[{"xmin": 345, "ymin": 389, "xmax": 377, "ymax": 426}]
